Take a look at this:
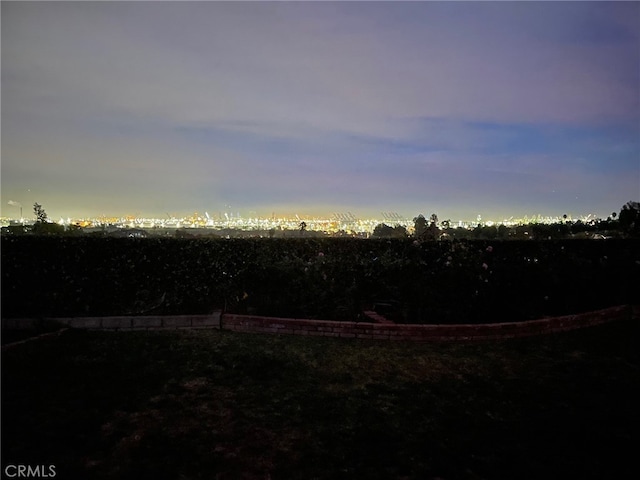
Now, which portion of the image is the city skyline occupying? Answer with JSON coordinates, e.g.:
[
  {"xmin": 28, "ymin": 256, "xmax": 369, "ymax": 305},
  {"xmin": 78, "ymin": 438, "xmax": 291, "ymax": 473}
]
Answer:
[
  {"xmin": 0, "ymin": 202, "xmax": 617, "ymax": 227},
  {"xmin": 2, "ymin": 1, "xmax": 639, "ymax": 221}
]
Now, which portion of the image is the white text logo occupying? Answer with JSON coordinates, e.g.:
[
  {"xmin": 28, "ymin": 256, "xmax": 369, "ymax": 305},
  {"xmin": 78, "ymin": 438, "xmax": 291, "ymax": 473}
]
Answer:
[{"xmin": 4, "ymin": 465, "xmax": 56, "ymax": 478}]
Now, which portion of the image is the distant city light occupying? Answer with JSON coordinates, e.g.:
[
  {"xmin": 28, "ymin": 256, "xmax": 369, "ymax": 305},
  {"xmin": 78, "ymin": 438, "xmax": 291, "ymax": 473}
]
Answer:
[{"xmin": 0, "ymin": 210, "xmax": 605, "ymax": 234}]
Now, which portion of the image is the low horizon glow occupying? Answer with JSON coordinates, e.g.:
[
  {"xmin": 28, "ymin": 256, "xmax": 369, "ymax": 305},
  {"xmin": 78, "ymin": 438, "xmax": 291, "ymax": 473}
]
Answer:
[{"xmin": 2, "ymin": 1, "xmax": 639, "ymax": 222}]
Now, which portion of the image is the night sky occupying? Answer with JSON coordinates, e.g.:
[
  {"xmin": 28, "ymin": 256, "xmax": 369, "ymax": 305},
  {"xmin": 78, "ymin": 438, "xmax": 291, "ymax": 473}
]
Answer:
[{"xmin": 2, "ymin": 1, "xmax": 639, "ymax": 221}]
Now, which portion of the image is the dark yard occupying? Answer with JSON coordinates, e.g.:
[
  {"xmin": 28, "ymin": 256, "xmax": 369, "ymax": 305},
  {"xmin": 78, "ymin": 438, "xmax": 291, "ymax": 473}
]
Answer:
[{"xmin": 2, "ymin": 319, "xmax": 638, "ymax": 479}]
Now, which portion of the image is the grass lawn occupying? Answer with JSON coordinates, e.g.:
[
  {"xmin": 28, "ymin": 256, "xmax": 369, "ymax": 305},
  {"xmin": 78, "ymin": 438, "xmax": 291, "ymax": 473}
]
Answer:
[{"xmin": 2, "ymin": 320, "xmax": 639, "ymax": 479}]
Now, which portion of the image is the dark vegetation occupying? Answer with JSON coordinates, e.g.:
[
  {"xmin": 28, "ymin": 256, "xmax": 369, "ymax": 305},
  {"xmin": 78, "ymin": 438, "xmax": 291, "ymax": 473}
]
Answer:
[
  {"xmin": 2, "ymin": 320, "xmax": 639, "ymax": 479},
  {"xmin": 2, "ymin": 236, "xmax": 639, "ymax": 323}
]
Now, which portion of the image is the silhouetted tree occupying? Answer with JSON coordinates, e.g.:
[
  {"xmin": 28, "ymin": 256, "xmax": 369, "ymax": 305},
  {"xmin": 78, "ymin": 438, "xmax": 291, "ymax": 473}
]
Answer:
[
  {"xmin": 393, "ymin": 225, "xmax": 408, "ymax": 238},
  {"xmin": 373, "ymin": 223, "xmax": 408, "ymax": 238},
  {"xmin": 373, "ymin": 223, "xmax": 392, "ymax": 238},
  {"xmin": 31, "ymin": 202, "xmax": 64, "ymax": 235},
  {"xmin": 33, "ymin": 202, "xmax": 48, "ymax": 223},
  {"xmin": 571, "ymin": 220, "xmax": 585, "ymax": 235},
  {"xmin": 619, "ymin": 201, "xmax": 640, "ymax": 235},
  {"xmin": 425, "ymin": 220, "xmax": 441, "ymax": 240},
  {"xmin": 413, "ymin": 214, "xmax": 428, "ymax": 239}
]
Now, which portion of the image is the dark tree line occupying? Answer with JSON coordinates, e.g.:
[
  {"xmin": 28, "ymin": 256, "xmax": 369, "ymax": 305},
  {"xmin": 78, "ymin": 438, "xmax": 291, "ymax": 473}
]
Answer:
[{"xmin": 371, "ymin": 201, "xmax": 640, "ymax": 241}]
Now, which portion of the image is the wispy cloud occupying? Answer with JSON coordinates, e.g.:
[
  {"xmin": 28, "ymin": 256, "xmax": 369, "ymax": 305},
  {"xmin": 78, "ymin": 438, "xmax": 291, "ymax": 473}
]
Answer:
[{"xmin": 1, "ymin": 1, "xmax": 638, "ymax": 219}]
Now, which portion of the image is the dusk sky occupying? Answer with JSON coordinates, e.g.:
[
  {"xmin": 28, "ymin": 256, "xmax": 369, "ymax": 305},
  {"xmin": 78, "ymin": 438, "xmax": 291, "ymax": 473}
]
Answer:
[{"xmin": 2, "ymin": 1, "xmax": 639, "ymax": 222}]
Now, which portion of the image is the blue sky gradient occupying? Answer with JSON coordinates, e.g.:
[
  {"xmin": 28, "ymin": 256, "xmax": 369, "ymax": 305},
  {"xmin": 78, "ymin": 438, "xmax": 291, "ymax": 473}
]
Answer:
[{"xmin": 2, "ymin": 1, "xmax": 638, "ymax": 221}]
